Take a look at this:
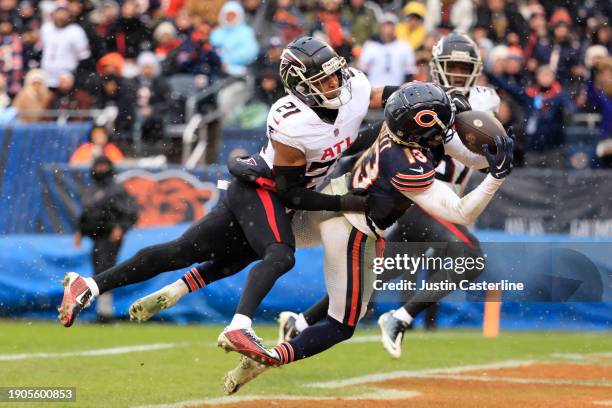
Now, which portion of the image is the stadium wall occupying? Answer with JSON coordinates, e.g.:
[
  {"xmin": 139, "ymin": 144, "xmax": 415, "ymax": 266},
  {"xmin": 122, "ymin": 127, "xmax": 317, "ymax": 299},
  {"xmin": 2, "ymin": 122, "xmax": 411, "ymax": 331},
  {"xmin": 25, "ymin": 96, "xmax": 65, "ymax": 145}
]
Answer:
[{"xmin": 0, "ymin": 226, "xmax": 610, "ymax": 330}]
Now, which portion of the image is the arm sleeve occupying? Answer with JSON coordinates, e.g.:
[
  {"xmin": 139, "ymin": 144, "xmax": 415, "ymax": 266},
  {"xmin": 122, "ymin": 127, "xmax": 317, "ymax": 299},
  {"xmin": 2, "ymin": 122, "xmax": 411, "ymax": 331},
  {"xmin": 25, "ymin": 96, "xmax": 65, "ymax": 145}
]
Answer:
[
  {"xmin": 401, "ymin": 174, "xmax": 503, "ymax": 225},
  {"xmin": 443, "ymin": 132, "xmax": 489, "ymax": 169},
  {"xmin": 273, "ymin": 165, "xmax": 342, "ymax": 211}
]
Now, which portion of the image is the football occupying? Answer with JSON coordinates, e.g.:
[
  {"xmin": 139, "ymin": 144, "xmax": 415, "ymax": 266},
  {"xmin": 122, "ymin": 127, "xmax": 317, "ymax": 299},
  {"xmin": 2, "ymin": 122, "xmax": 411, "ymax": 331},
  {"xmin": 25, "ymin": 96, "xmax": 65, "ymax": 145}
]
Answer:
[{"xmin": 454, "ymin": 110, "xmax": 507, "ymax": 155}]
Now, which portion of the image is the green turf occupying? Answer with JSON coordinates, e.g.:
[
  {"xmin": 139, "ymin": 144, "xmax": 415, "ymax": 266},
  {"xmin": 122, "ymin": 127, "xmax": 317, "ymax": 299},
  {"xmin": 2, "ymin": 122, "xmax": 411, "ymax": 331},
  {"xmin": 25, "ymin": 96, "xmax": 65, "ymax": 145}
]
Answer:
[{"xmin": 0, "ymin": 320, "xmax": 609, "ymax": 407}]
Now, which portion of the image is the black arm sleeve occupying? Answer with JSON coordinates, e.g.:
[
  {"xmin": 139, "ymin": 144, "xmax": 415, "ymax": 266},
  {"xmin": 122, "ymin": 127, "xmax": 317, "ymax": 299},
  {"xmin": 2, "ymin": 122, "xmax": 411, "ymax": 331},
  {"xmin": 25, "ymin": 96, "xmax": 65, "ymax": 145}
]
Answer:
[{"xmin": 273, "ymin": 165, "xmax": 342, "ymax": 211}]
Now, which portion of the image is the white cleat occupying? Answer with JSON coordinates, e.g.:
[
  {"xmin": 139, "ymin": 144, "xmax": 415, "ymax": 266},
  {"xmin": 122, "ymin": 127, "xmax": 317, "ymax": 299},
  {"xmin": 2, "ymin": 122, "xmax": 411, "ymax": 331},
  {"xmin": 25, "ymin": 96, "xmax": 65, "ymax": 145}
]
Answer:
[
  {"xmin": 129, "ymin": 282, "xmax": 185, "ymax": 322},
  {"xmin": 277, "ymin": 311, "xmax": 300, "ymax": 343},
  {"xmin": 223, "ymin": 355, "xmax": 270, "ymax": 395},
  {"xmin": 378, "ymin": 310, "xmax": 409, "ymax": 359}
]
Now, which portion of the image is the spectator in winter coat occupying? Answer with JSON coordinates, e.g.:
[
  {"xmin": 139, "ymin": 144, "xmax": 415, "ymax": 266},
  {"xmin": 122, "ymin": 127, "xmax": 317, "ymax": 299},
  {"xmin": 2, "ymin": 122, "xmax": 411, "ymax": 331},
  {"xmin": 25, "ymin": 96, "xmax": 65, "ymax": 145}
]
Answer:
[
  {"xmin": 0, "ymin": 15, "xmax": 24, "ymax": 96},
  {"xmin": 588, "ymin": 57, "xmax": 612, "ymax": 166},
  {"xmin": 531, "ymin": 16, "xmax": 582, "ymax": 87},
  {"xmin": 13, "ymin": 68, "xmax": 51, "ymax": 122},
  {"xmin": 341, "ymin": 0, "xmax": 378, "ymax": 47},
  {"xmin": 153, "ymin": 21, "xmax": 181, "ymax": 61},
  {"xmin": 74, "ymin": 156, "xmax": 137, "ymax": 321},
  {"xmin": 488, "ymin": 64, "xmax": 575, "ymax": 167},
  {"xmin": 106, "ymin": 0, "xmax": 149, "ymax": 59},
  {"xmin": 396, "ymin": 1, "xmax": 427, "ymax": 51},
  {"xmin": 134, "ymin": 52, "xmax": 171, "ymax": 144},
  {"xmin": 210, "ymin": 1, "xmax": 258, "ymax": 77},
  {"xmin": 166, "ymin": 22, "xmax": 222, "ymax": 79}
]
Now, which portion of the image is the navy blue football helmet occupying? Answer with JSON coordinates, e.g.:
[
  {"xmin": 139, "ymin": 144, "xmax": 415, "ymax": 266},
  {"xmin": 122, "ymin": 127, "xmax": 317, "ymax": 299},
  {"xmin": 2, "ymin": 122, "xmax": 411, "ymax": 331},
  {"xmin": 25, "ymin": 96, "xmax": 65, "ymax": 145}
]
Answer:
[{"xmin": 384, "ymin": 82, "xmax": 455, "ymax": 147}]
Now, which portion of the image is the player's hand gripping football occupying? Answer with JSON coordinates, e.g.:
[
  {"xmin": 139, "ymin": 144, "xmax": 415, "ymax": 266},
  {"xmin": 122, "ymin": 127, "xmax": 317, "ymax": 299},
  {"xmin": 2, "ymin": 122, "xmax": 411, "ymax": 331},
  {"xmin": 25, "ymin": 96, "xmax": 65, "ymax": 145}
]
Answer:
[{"xmin": 483, "ymin": 135, "xmax": 514, "ymax": 179}]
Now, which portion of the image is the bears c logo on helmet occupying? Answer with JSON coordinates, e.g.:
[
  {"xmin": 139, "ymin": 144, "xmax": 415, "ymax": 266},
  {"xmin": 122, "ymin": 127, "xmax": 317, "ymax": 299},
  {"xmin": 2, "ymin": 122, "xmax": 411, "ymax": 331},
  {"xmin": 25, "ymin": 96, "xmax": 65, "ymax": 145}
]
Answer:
[{"xmin": 414, "ymin": 110, "xmax": 438, "ymax": 128}]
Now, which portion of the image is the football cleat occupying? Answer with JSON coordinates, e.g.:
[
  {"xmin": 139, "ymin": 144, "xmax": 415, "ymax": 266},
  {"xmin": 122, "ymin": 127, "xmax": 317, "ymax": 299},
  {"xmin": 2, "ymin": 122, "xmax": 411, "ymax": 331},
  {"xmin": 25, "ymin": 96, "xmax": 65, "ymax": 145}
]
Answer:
[
  {"xmin": 58, "ymin": 272, "xmax": 93, "ymax": 327},
  {"xmin": 129, "ymin": 283, "xmax": 184, "ymax": 322},
  {"xmin": 378, "ymin": 310, "xmax": 409, "ymax": 359},
  {"xmin": 217, "ymin": 327, "xmax": 281, "ymax": 366},
  {"xmin": 277, "ymin": 311, "xmax": 301, "ymax": 343},
  {"xmin": 223, "ymin": 355, "xmax": 270, "ymax": 395}
]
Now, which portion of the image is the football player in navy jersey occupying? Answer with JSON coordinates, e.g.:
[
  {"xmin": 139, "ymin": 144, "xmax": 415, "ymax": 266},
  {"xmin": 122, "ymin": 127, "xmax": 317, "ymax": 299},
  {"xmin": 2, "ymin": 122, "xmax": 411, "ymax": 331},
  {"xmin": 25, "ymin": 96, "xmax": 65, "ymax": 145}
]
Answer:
[
  {"xmin": 278, "ymin": 32, "xmax": 506, "ymax": 359},
  {"xmin": 57, "ymin": 37, "xmax": 399, "ymax": 349},
  {"xmin": 222, "ymin": 82, "xmax": 513, "ymax": 393}
]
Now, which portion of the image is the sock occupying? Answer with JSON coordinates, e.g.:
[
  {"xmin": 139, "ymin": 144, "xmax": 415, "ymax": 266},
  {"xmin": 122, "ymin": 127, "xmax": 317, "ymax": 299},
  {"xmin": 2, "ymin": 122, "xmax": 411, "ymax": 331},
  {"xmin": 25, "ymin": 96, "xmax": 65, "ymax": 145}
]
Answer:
[
  {"xmin": 84, "ymin": 277, "xmax": 99, "ymax": 297},
  {"xmin": 295, "ymin": 313, "xmax": 309, "ymax": 332},
  {"xmin": 392, "ymin": 307, "xmax": 414, "ymax": 325},
  {"xmin": 285, "ymin": 316, "xmax": 354, "ymax": 364},
  {"xmin": 272, "ymin": 342, "xmax": 296, "ymax": 365},
  {"xmin": 228, "ymin": 313, "xmax": 252, "ymax": 330},
  {"xmin": 181, "ymin": 267, "xmax": 207, "ymax": 293},
  {"xmin": 169, "ymin": 279, "xmax": 189, "ymax": 296}
]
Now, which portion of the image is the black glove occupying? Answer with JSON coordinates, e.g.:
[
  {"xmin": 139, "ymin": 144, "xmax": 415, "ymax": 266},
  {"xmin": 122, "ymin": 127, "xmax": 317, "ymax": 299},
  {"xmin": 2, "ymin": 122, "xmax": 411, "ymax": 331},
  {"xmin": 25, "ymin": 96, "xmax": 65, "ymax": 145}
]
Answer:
[
  {"xmin": 339, "ymin": 188, "xmax": 368, "ymax": 212},
  {"xmin": 447, "ymin": 90, "xmax": 472, "ymax": 113},
  {"xmin": 483, "ymin": 135, "xmax": 514, "ymax": 179}
]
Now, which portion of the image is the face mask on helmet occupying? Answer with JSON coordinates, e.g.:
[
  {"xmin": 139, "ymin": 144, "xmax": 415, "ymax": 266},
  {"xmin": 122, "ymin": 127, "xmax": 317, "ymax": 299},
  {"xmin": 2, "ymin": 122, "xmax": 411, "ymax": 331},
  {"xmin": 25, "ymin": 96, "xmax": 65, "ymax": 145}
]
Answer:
[
  {"xmin": 430, "ymin": 35, "xmax": 483, "ymax": 94},
  {"xmin": 280, "ymin": 48, "xmax": 352, "ymax": 109}
]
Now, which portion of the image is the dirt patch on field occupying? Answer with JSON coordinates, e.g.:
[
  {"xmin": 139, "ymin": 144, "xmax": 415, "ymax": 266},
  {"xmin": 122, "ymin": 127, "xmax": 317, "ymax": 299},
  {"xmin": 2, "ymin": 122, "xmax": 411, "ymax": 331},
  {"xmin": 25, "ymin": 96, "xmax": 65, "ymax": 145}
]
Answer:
[{"xmin": 200, "ymin": 361, "xmax": 612, "ymax": 408}]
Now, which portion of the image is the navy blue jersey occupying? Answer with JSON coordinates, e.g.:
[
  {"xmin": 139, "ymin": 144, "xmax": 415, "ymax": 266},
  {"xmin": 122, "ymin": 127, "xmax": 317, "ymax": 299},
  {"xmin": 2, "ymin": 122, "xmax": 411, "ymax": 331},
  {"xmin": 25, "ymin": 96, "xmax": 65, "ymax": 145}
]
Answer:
[{"xmin": 350, "ymin": 131, "xmax": 436, "ymax": 230}]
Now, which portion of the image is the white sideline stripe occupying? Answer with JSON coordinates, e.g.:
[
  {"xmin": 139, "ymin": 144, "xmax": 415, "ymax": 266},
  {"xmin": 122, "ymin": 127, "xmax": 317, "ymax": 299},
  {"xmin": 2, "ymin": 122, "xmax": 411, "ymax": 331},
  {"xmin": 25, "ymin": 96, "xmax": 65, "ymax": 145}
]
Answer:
[
  {"xmin": 424, "ymin": 374, "xmax": 612, "ymax": 387},
  {"xmin": 0, "ymin": 342, "xmax": 186, "ymax": 362},
  {"xmin": 134, "ymin": 389, "xmax": 420, "ymax": 408},
  {"xmin": 305, "ymin": 359, "xmax": 538, "ymax": 388},
  {"xmin": 550, "ymin": 353, "xmax": 587, "ymax": 360}
]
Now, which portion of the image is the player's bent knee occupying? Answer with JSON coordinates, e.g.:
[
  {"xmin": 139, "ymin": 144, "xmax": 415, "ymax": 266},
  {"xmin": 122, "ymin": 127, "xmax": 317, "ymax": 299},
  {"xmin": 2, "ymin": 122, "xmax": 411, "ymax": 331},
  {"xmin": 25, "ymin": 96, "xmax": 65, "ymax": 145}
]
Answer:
[
  {"xmin": 264, "ymin": 243, "xmax": 296, "ymax": 275},
  {"xmin": 326, "ymin": 316, "xmax": 356, "ymax": 341}
]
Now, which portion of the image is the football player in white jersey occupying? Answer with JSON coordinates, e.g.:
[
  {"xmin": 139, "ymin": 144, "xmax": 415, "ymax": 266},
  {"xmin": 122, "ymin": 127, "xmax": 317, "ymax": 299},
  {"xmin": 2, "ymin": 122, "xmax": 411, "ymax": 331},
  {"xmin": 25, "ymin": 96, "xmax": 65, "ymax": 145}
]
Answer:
[
  {"xmin": 58, "ymin": 37, "xmax": 403, "ymax": 353},
  {"xmin": 277, "ymin": 32, "xmax": 505, "ymax": 359}
]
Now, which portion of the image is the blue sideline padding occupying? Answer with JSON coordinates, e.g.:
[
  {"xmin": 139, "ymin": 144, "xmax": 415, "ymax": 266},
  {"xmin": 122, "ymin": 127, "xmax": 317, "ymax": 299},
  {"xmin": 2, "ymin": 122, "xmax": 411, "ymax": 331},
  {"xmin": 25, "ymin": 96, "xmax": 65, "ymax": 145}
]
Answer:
[{"xmin": 0, "ymin": 227, "xmax": 610, "ymax": 330}]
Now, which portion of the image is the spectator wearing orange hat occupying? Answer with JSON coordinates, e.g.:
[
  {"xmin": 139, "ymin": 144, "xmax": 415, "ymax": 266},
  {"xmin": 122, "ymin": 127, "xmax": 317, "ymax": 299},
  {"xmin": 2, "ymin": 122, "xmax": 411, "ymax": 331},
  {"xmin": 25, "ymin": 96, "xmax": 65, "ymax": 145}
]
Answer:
[
  {"xmin": 396, "ymin": 1, "xmax": 426, "ymax": 51},
  {"xmin": 96, "ymin": 52, "xmax": 125, "ymax": 77}
]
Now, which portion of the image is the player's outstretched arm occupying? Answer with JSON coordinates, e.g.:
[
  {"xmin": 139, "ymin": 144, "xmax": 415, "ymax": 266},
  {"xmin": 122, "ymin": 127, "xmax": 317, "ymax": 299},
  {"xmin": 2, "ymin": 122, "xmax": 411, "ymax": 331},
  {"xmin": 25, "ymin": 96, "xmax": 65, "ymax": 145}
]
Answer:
[
  {"xmin": 272, "ymin": 141, "xmax": 366, "ymax": 212},
  {"xmin": 403, "ymin": 135, "xmax": 513, "ymax": 225}
]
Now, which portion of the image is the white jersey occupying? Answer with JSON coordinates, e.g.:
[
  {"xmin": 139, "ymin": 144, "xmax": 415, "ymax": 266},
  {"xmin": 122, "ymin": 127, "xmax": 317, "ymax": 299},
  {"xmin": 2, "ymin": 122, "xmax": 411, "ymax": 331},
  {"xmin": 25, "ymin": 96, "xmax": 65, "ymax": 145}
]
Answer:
[
  {"xmin": 437, "ymin": 85, "xmax": 500, "ymax": 196},
  {"xmin": 358, "ymin": 39, "xmax": 416, "ymax": 87},
  {"xmin": 40, "ymin": 22, "xmax": 91, "ymax": 87},
  {"xmin": 261, "ymin": 68, "xmax": 371, "ymax": 189}
]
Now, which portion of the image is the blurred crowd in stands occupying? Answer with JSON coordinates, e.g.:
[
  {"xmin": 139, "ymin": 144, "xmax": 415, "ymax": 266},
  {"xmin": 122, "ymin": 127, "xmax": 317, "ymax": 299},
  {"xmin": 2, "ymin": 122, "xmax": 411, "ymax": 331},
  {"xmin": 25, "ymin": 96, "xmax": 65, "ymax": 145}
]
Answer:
[{"xmin": 0, "ymin": 0, "xmax": 610, "ymax": 168}]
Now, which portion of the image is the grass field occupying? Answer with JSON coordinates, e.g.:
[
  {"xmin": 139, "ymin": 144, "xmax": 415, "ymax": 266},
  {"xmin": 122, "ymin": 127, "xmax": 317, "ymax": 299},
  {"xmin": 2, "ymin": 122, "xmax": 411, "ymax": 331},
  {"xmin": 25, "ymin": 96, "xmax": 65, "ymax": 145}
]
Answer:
[{"xmin": 0, "ymin": 320, "xmax": 610, "ymax": 407}]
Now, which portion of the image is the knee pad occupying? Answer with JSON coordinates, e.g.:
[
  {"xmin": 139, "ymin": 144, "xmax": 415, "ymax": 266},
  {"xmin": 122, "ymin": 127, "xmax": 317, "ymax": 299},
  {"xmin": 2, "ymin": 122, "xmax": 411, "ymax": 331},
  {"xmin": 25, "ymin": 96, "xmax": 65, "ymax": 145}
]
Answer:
[
  {"xmin": 326, "ymin": 316, "xmax": 356, "ymax": 341},
  {"xmin": 263, "ymin": 243, "xmax": 296, "ymax": 275}
]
